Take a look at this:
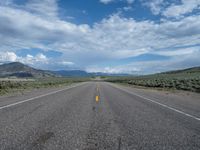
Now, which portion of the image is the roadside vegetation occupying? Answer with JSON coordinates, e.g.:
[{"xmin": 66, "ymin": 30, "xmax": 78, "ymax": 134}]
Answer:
[
  {"xmin": 106, "ymin": 69, "xmax": 200, "ymax": 93},
  {"xmin": 0, "ymin": 77, "xmax": 90, "ymax": 95}
]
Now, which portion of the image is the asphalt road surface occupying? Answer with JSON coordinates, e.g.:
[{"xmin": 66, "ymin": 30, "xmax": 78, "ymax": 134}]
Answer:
[{"xmin": 0, "ymin": 82, "xmax": 200, "ymax": 150}]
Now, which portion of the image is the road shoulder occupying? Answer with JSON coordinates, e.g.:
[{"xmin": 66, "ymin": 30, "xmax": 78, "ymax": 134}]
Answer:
[{"xmin": 109, "ymin": 82, "xmax": 200, "ymax": 118}]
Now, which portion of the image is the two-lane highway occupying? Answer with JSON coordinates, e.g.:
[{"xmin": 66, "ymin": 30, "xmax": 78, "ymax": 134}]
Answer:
[{"xmin": 0, "ymin": 82, "xmax": 200, "ymax": 149}]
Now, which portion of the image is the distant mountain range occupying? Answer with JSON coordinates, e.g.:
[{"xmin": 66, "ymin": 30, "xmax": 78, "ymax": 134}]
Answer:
[
  {"xmin": 53, "ymin": 70, "xmax": 129, "ymax": 77},
  {"xmin": 0, "ymin": 62, "xmax": 129, "ymax": 78},
  {"xmin": 53, "ymin": 70, "xmax": 89, "ymax": 77},
  {"xmin": 0, "ymin": 62, "xmax": 199, "ymax": 78}
]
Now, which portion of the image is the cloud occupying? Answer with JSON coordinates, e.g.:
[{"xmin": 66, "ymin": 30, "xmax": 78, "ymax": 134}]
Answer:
[
  {"xmin": 0, "ymin": 0, "xmax": 13, "ymax": 5},
  {"xmin": 142, "ymin": 0, "xmax": 164, "ymax": 15},
  {"xmin": 99, "ymin": 0, "xmax": 114, "ymax": 4},
  {"xmin": 123, "ymin": 6, "xmax": 133, "ymax": 11},
  {"xmin": 60, "ymin": 61, "xmax": 74, "ymax": 65},
  {"xmin": 100, "ymin": 0, "xmax": 135, "ymax": 4},
  {"xmin": 0, "ymin": 51, "xmax": 17, "ymax": 62},
  {"xmin": 163, "ymin": 0, "xmax": 200, "ymax": 18},
  {"xmin": 25, "ymin": 0, "xmax": 59, "ymax": 19},
  {"xmin": 23, "ymin": 53, "xmax": 49, "ymax": 64},
  {"xmin": 86, "ymin": 65, "xmax": 140, "ymax": 74},
  {"xmin": 142, "ymin": 0, "xmax": 200, "ymax": 18},
  {"xmin": 153, "ymin": 46, "xmax": 200, "ymax": 57},
  {"xmin": 0, "ymin": 51, "xmax": 74, "ymax": 71},
  {"xmin": 0, "ymin": 51, "xmax": 49, "ymax": 65},
  {"xmin": 127, "ymin": 0, "xmax": 135, "ymax": 4}
]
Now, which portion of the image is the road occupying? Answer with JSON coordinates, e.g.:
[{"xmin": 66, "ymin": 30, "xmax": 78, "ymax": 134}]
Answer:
[{"xmin": 0, "ymin": 82, "xmax": 200, "ymax": 150}]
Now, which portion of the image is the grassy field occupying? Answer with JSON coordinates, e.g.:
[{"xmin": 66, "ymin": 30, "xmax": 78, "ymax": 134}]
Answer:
[
  {"xmin": 106, "ymin": 69, "xmax": 200, "ymax": 93},
  {"xmin": 0, "ymin": 77, "xmax": 90, "ymax": 95}
]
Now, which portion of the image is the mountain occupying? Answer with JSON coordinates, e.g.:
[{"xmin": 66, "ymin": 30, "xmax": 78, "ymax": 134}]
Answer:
[
  {"xmin": 160, "ymin": 66, "xmax": 200, "ymax": 75},
  {"xmin": 53, "ymin": 70, "xmax": 130, "ymax": 77},
  {"xmin": 53, "ymin": 70, "xmax": 89, "ymax": 77},
  {"xmin": 0, "ymin": 62, "xmax": 56, "ymax": 78},
  {"xmin": 90, "ymin": 72, "xmax": 129, "ymax": 76},
  {"xmin": 0, "ymin": 62, "xmax": 130, "ymax": 78}
]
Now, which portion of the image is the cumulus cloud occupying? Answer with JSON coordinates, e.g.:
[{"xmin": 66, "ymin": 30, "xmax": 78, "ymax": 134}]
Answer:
[
  {"xmin": 142, "ymin": 0, "xmax": 165, "ymax": 15},
  {"xmin": 163, "ymin": 0, "xmax": 200, "ymax": 18},
  {"xmin": 22, "ymin": 53, "xmax": 49, "ymax": 64},
  {"xmin": 0, "ymin": 52, "xmax": 17, "ymax": 62},
  {"xmin": 0, "ymin": 51, "xmax": 49, "ymax": 65},
  {"xmin": 142, "ymin": 0, "xmax": 200, "ymax": 18}
]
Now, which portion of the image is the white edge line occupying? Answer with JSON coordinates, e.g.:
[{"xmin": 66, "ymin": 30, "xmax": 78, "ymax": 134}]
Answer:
[
  {"xmin": 110, "ymin": 83, "xmax": 200, "ymax": 121},
  {"xmin": 0, "ymin": 83, "xmax": 85, "ymax": 110}
]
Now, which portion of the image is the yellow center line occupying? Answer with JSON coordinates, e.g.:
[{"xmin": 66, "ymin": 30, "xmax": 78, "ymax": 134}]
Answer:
[
  {"xmin": 96, "ymin": 95, "xmax": 99, "ymax": 102},
  {"xmin": 96, "ymin": 84, "xmax": 100, "ymax": 102}
]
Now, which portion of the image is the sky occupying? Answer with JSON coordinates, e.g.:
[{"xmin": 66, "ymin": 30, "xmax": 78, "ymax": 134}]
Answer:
[{"xmin": 0, "ymin": 0, "xmax": 200, "ymax": 74}]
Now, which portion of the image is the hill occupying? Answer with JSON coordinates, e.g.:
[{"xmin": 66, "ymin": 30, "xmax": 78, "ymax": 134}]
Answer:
[
  {"xmin": 106, "ymin": 66, "xmax": 200, "ymax": 93},
  {"xmin": 161, "ymin": 66, "xmax": 200, "ymax": 75},
  {"xmin": 0, "ymin": 62, "xmax": 56, "ymax": 78}
]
